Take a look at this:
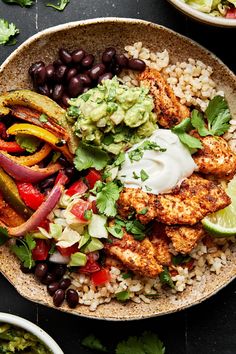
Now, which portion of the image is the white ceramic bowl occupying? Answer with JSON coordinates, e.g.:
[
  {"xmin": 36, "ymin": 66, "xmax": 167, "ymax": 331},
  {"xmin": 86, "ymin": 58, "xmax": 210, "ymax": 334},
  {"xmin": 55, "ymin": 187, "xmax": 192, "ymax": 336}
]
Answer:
[
  {"xmin": 0, "ymin": 313, "xmax": 63, "ymax": 354},
  {"xmin": 167, "ymin": 0, "xmax": 236, "ymax": 27}
]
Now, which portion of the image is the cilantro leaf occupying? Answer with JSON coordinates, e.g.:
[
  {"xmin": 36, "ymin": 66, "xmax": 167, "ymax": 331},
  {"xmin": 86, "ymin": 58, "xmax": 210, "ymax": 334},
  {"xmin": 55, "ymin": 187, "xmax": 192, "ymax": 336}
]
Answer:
[
  {"xmin": 0, "ymin": 227, "xmax": 9, "ymax": 246},
  {"xmin": 191, "ymin": 109, "xmax": 210, "ymax": 137},
  {"xmin": 96, "ymin": 182, "xmax": 120, "ymax": 217},
  {"xmin": 116, "ymin": 332, "xmax": 165, "ymax": 354},
  {"xmin": 140, "ymin": 169, "xmax": 149, "ymax": 182},
  {"xmin": 125, "ymin": 219, "xmax": 146, "ymax": 240},
  {"xmin": 2, "ymin": 0, "xmax": 34, "ymax": 6},
  {"xmin": 138, "ymin": 208, "xmax": 148, "ymax": 215},
  {"xmin": 172, "ymin": 118, "xmax": 202, "ymax": 150},
  {"xmin": 0, "ymin": 18, "xmax": 19, "ymax": 45},
  {"xmin": 46, "ymin": 0, "xmax": 69, "ymax": 11},
  {"xmin": 107, "ymin": 225, "xmax": 124, "ymax": 239},
  {"xmin": 121, "ymin": 272, "xmax": 133, "ymax": 279},
  {"xmin": 11, "ymin": 234, "xmax": 36, "ymax": 269},
  {"xmin": 82, "ymin": 335, "xmax": 107, "ymax": 352},
  {"xmin": 116, "ymin": 290, "xmax": 130, "ymax": 302},
  {"xmin": 206, "ymin": 96, "xmax": 231, "ymax": 136},
  {"xmin": 159, "ymin": 266, "xmax": 175, "ymax": 289},
  {"xmin": 129, "ymin": 140, "xmax": 166, "ymax": 162},
  {"xmin": 74, "ymin": 142, "xmax": 109, "ymax": 171},
  {"xmin": 172, "ymin": 254, "xmax": 191, "ymax": 266},
  {"xmin": 16, "ymin": 134, "xmax": 40, "ymax": 153}
]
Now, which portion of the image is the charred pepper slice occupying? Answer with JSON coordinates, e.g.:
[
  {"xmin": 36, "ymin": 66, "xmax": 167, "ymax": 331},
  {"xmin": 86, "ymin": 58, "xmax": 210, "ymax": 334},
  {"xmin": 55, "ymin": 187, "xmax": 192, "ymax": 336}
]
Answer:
[{"xmin": 0, "ymin": 167, "xmax": 32, "ymax": 219}]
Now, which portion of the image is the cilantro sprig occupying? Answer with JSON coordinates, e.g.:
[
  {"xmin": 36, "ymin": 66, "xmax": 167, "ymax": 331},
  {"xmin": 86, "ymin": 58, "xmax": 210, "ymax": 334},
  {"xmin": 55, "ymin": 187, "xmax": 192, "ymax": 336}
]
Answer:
[
  {"xmin": 46, "ymin": 0, "xmax": 69, "ymax": 11},
  {"xmin": 159, "ymin": 266, "xmax": 175, "ymax": 289},
  {"xmin": 172, "ymin": 95, "xmax": 231, "ymax": 151},
  {"xmin": 74, "ymin": 142, "xmax": 110, "ymax": 171},
  {"xmin": 92, "ymin": 181, "xmax": 121, "ymax": 217},
  {"xmin": 2, "ymin": 0, "xmax": 34, "ymax": 6},
  {"xmin": 11, "ymin": 234, "xmax": 36, "ymax": 269},
  {"xmin": 0, "ymin": 18, "xmax": 19, "ymax": 45}
]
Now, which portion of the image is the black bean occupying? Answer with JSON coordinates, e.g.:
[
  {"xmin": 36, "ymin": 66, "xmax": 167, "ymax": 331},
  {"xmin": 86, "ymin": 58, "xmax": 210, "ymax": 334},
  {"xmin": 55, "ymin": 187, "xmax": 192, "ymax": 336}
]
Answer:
[
  {"xmin": 58, "ymin": 155, "xmax": 70, "ymax": 167},
  {"xmin": 89, "ymin": 63, "xmax": 106, "ymax": 81},
  {"xmin": 29, "ymin": 61, "xmax": 45, "ymax": 77},
  {"xmin": 81, "ymin": 54, "xmax": 95, "ymax": 68},
  {"xmin": 53, "ymin": 289, "xmax": 65, "ymax": 307},
  {"xmin": 66, "ymin": 68, "xmax": 77, "ymax": 82},
  {"xmin": 51, "ymin": 264, "xmax": 67, "ymax": 279},
  {"xmin": 115, "ymin": 54, "xmax": 128, "ymax": 68},
  {"xmin": 68, "ymin": 76, "xmax": 83, "ymax": 97},
  {"xmin": 98, "ymin": 72, "xmax": 113, "ymax": 84},
  {"xmin": 61, "ymin": 94, "xmax": 71, "ymax": 107},
  {"xmin": 40, "ymin": 176, "xmax": 55, "ymax": 190},
  {"xmin": 45, "ymin": 64, "xmax": 55, "ymax": 81},
  {"xmin": 66, "ymin": 289, "xmax": 79, "ymax": 308},
  {"xmin": 59, "ymin": 278, "xmax": 71, "ymax": 290},
  {"xmin": 71, "ymin": 49, "xmax": 85, "ymax": 63},
  {"xmin": 54, "ymin": 65, "xmax": 67, "ymax": 82},
  {"xmin": 111, "ymin": 63, "xmax": 121, "ymax": 75},
  {"xmin": 102, "ymin": 47, "xmax": 116, "ymax": 64},
  {"xmin": 52, "ymin": 84, "xmax": 64, "ymax": 101},
  {"xmin": 59, "ymin": 48, "xmax": 72, "ymax": 65},
  {"xmin": 37, "ymin": 84, "xmax": 50, "ymax": 96},
  {"xmin": 34, "ymin": 66, "xmax": 46, "ymax": 85},
  {"xmin": 35, "ymin": 263, "xmax": 48, "ymax": 280},
  {"xmin": 77, "ymin": 73, "xmax": 91, "ymax": 86},
  {"xmin": 64, "ymin": 166, "xmax": 76, "ymax": 179},
  {"xmin": 47, "ymin": 282, "xmax": 60, "ymax": 296},
  {"xmin": 128, "ymin": 58, "xmax": 146, "ymax": 71},
  {"xmin": 20, "ymin": 264, "xmax": 33, "ymax": 274},
  {"xmin": 41, "ymin": 273, "xmax": 56, "ymax": 285}
]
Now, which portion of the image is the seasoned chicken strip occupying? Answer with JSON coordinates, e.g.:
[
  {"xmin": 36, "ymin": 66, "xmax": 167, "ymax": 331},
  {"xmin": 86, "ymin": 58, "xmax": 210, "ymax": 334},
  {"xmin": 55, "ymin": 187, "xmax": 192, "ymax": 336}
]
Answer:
[
  {"xmin": 150, "ymin": 235, "xmax": 171, "ymax": 265},
  {"xmin": 117, "ymin": 174, "xmax": 230, "ymax": 225},
  {"xmin": 165, "ymin": 224, "xmax": 205, "ymax": 254},
  {"xmin": 139, "ymin": 68, "xmax": 190, "ymax": 128},
  {"xmin": 193, "ymin": 135, "xmax": 236, "ymax": 179},
  {"xmin": 104, "ymin": 232, "xmax": 163, "ymax": 278}
]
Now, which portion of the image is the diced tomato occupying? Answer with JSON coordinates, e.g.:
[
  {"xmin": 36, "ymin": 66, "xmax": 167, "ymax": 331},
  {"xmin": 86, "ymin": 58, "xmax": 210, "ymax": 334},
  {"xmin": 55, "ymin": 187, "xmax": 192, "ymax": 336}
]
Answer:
[
  {"xmin": 91, "ymin": 200, "xmax": 98, "ymax": 214},
  {"xmin": 85, "ymin": 169, "xmax": 102, "ymax": 189},
  {"xmin": 0, "ymin": 138, "xmax": 25, "ymax": 153},
  {"xmin": 37, "ymin": 219, "xmax": 50, "ymax": 232},
  {"xmin": 55, "ymin": 170, "xmax": 69, "ymax": 185},
  {"xmin": 57, "ymin": 243, "xmax": 79, "ymax": 257},
  {"xmin": 226, "ymin": 8, "xmax": 236, "ymax": 18},
  {"xmin": 79, "ymin": 259, "xmax": 101, "ymax": 274},
  {"xmin": 70, "ymin": 200, "xmax": 92, "ymax": 223},
  {"xmin": 17, "ymin": 182, "xmax": 45, "ymax": 210},
  {"xmin": 32, "ymin": 240, "xmax": 49, "ymax": 261},
  {"xmin": 66, "ymin": 179, "xmax": 88, "ymax": 197},
  {"xmin": 91, "ymin": 268, "xmax": 111, "ymax": 286}
]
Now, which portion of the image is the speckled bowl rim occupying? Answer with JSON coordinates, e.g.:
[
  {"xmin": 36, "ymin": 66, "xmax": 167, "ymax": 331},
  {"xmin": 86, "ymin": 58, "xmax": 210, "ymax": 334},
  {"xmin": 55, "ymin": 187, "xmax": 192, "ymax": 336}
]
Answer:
[
  {"xmin": 167, "ymin": 0, "xmax": 236, "ymax": 27},
  {"xmin": 0, "ymin": 18, "xmax": 235, "ymax": 321}
]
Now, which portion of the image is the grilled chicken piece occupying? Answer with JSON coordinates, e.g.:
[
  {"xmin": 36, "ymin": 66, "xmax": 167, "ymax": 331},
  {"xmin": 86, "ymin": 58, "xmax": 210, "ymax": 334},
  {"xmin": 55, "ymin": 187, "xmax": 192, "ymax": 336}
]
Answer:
[
  {"xmin": 150, "ymin": 235, "xmax": 171, "ymax": 265},
  {"xmin": 104, "ymin": 256, "xmax": 124, "ymax": 270},
  {"xmin": 117, "ymin": 174, "xmax": 231, "ymax": 225},
  {"xmin": 11, "ymin": 105, "xmax": 70, "ymax": 142},
  {"xmin": 0, "ymin": 194, "xmax": 24, "ymax": 227},
  {"xmin": 165, "ymin": 224, "xmax": 205, "ymax": 254},
  {"xmin": 104, "ymin": 232, "xmax": 163, "ymax": 278},
  {"xmin": 193, "ymin": 135, "xmax": 236, "ymax": 179},
  {"xmin": 139, "ymin": 68, "xmax": 190, "ymax": 128}
]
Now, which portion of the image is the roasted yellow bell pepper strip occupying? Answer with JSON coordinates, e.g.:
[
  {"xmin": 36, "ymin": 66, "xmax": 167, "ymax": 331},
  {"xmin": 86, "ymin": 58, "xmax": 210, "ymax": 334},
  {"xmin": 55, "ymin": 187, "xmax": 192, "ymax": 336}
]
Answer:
[
  {"xmin": 0, "ymin": 167, "xmax": 32, "ymax": 219},
  {"xmin": 7, "ymin": 123, "xmax": 73, "ymax": 161},
  {"xmin": 0, "ymin": 143, "xmax": 52, "ymax": 167}
]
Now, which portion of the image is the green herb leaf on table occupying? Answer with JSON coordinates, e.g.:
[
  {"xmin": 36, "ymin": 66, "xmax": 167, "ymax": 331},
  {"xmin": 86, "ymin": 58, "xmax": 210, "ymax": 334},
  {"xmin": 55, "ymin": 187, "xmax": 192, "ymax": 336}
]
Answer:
[
  {"xmin": 116, "ymin": 331, "xmax": 165, "ymax": 354},
  {"xmin": 46, "ymin": 0, "xmax": 69, "ymax": 11},
  {"xmin": 74, "ymin": 142, "xmax": 110, "ymax": 171},
  {"xmin": 116, "ymin": 290, "xmax": 130, "ymax": 302},
  {"xmin": 11, "ymin": 234, "xmax": 36, "ymax": 269},
  {"xmin": 16, "ymin": 134, "xmax": 40, "ymax": 153},
  {"xmin": 0, "ymin": 18, "xmax": 19, "ymax": 45},
  {"xmin": 96, "ymin": 182, "xmax": 121, "ymax": 217},
  {"xmin": 82, "ymin": 334, "xmax": 107, "ymax": 352},
  {"xmin": 2, "ymin": 0, "xmax": 34, "ymax": 7},
  {"xmin": 159, "ymin": 266, "xmax": 175, "ymax": 289},
  {"xmin": 0, "ymin": 227, "xmax": 9, "ymax": 246}
]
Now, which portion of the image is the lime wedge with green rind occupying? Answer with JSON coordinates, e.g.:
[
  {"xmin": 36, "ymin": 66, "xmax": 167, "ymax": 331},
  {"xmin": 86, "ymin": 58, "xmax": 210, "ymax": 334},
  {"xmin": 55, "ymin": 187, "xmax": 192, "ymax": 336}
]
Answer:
[{"xmin": 202, "ymin": 177, "xmax": 236, "ymax": 237}]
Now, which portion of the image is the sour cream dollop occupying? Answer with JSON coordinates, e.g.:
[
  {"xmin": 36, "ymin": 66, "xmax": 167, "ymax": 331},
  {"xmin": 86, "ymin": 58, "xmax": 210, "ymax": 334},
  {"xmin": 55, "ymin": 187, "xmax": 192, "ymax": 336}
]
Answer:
[{"xmin": 118, "ymin": 129, "xmax": 197, "ymax": 195}]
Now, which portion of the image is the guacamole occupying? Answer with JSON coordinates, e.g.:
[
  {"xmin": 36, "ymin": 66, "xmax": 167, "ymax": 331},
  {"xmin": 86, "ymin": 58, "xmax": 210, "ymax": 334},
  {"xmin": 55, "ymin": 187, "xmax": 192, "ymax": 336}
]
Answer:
[
  {"xmin": 0, "ymin": 323, "xmax": 52, "ymax": 353},
  {"xmin": 67, "ymin": 77, "xmax": 157, "ymax": 154}
]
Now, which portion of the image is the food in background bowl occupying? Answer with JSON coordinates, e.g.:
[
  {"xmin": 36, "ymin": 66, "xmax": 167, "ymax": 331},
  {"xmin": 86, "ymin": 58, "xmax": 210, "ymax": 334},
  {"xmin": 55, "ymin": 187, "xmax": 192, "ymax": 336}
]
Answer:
[
  {"xmin": 182, "ymin": 0, "xmax": 236, "ymax": 18},
  {"xmin": 0, "ymin": 313, "xmax": 63, "ymax": 354},
  {"xmin": 0, "ymin": 19, "xmax": 235, "ymax": 320}
]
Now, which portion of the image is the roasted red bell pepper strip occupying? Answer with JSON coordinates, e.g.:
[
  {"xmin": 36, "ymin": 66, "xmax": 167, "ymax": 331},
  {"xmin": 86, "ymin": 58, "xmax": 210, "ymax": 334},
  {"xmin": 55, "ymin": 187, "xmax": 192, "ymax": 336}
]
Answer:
[
  {"xmin": 85, "ymin": 169, "xmax": 102, "ymax": 189},
  {"xmin": 17, "ymin": 182, "xmax": 45, "ymax": 210},
  {"xmin": 55, "ymin": 170, "xmax": 69, "ymax": 185},
  {"xmin": 0, "ymin": 139, "xmax": 25, "ymax": 153}
]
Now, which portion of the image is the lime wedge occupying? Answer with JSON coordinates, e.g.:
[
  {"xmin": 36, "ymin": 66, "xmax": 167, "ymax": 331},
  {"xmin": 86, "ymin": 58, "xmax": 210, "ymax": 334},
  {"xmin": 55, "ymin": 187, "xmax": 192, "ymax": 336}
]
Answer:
[{"xmin": 202, "ymin": 177, "xmax": 236, "ymax": 237}]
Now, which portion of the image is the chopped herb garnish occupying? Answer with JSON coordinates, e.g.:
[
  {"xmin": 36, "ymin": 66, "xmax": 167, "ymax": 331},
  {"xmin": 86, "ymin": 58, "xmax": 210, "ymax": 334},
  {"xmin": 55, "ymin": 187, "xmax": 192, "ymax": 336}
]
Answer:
[
  {"xmin": 67, "ymin": 106, "xmax": 80, "ymax": 118},
  {"xmin": 140, "ymin": 169, "xmax": 149, "ymax": 182},
  {"xmin": 116, "ymin": 290, "xmax": 130, "ymax": 302},
  {"xmin": 138, "ymin": 208, "xmax": 148, "ymax": 215},
  {"xmin": 159, "ymin": 266, "xmax": 175, "ymax": 289},
  {"xmin": 39, "ymin": 113, "xmax": 48, "ymax": 123},
  {"xmin": 95, "ymin": 182, "xmax": 121, "ymax": 217},
  {"xmin": 48, "ymin": 243, "xmax": 56, "ymax": 255},
  {"xmin": 172, "ymin": 254, "xmax": 192, "ymax": 266},
  {"xmin": 133, "ymin": 171, "xmax": 140, "ymax": 179},
  {"xmin": 128, "ymin": 140, "xmax": 166, "ymax": 162},
  {"xmin": 114, "ymin": 152, "xmax": 125, "ymax": 167},
  {"xmin": 0, "ymin": 227, "xmax": 9, "ymax": 246},
  {"xmin": 107, "ymin": 225, "xmax": 124, "ymax": 239},
  {"xmin": 84, "ymin": 209, "xmax": 93, "ymax": 220},
  {"xmin": 11, "ymin": 234, "xmax": 36, "ymax": 269},
  {"xmin": 80, "ymin": 93, "xmax": 91, "ymax": 102},
  {"xmin": 145, "ymin": 185, "xmax": 152, "ymax": 192},
  {"xmin": 121, "ymin": 272, "xmax": 133, "ymax": 279}
]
